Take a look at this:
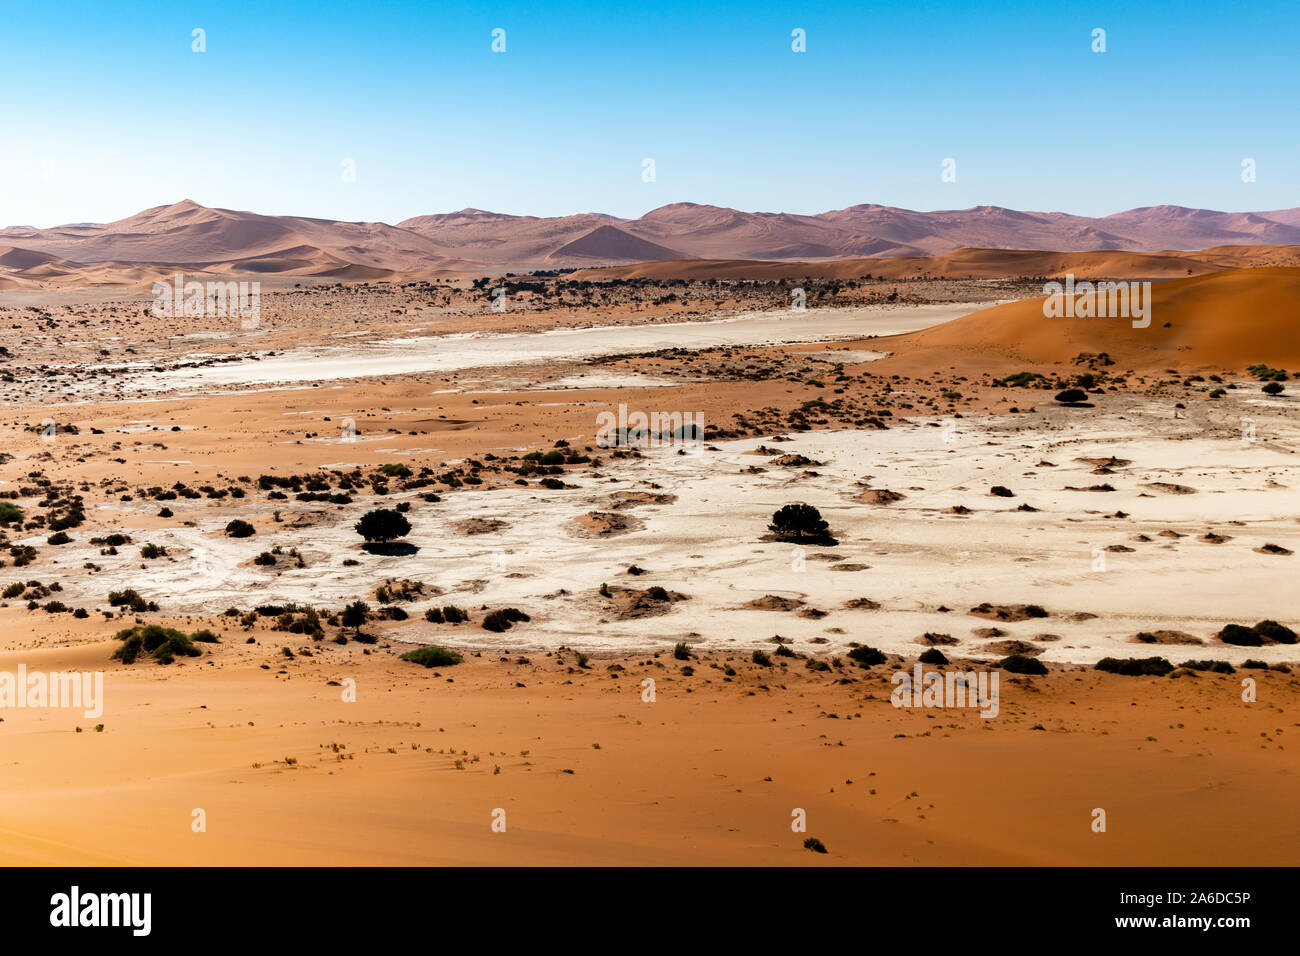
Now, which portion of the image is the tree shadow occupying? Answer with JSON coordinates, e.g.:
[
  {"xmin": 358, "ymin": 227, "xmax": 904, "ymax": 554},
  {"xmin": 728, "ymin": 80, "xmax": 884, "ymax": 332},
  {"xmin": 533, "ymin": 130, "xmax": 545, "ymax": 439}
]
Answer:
[{"xmin": 361, "ymin": 541, "xmax": 420, "ymax": 556}]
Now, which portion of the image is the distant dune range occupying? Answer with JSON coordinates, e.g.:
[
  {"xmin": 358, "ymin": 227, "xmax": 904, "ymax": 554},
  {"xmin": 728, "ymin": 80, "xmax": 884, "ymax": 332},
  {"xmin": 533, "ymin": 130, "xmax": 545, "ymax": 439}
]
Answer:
[
  {"xmin": 7, "ymin": 198, "xmax": 1300, "ymax": 288},
  {"xmin": 885, "ymin": 266, "xmax": 1300, "ymax": 370}
]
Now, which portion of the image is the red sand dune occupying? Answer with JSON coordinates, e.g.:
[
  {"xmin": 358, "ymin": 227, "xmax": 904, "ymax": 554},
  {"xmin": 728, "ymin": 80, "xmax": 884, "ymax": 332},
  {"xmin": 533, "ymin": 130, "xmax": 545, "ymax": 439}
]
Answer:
[
  {"xmin": 567, "ymin": 245, "xmax": 1300, "ymax": 282},
  {"xmin": 7, "ymin": 199, "xmax": 1300, "ymax": 280},
  {"xmin": 892, "ymin": 266, "xmax": 1300, "ymax": 369}
]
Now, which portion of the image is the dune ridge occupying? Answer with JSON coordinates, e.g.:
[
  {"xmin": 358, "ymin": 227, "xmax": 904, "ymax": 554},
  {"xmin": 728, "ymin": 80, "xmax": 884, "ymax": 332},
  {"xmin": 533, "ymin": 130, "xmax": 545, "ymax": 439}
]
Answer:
[{"xmin": 8, "ymin": 199, "xmax": 1300, "ymax": 284}]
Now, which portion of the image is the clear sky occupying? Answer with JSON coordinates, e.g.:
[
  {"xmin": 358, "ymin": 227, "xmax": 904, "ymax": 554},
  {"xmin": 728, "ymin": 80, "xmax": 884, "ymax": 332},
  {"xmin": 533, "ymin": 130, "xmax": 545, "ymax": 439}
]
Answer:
[{"xmin": 2, "ymin": 0, "xmax": 1296, "ymax": 227}]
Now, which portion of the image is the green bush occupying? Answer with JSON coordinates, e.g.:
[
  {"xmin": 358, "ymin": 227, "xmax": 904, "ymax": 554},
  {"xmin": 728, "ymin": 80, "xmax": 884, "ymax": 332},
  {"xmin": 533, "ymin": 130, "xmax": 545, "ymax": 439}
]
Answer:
[
  {"xmin": 400, "ymin": 645, "xmax": 464, "ymax": 667},
  {"xmin": 113, "ymin": 625, "xmax": 202, "ymax": 665}
]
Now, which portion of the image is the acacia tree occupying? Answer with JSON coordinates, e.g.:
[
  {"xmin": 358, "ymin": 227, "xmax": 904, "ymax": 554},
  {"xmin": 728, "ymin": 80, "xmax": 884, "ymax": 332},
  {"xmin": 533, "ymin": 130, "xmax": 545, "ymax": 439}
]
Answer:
[
  {"xmin": 355, "ymin": 508, "xmax": 411, "ymax": 543},
  {"xmin": 341, "ymin": 600, "xmax": 369, "ymax": 639}
]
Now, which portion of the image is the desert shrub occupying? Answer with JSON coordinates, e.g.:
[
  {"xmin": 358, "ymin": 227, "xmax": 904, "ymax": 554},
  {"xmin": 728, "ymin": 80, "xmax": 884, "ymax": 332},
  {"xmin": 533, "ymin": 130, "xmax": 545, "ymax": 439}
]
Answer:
[
  {"xmin": 1252, "ymin": 620, "xmax": 1297, "ymax": 644},
  {"xmin": 1242, "ymin": 659, "xmax": 1269, "ymax": 670},
  {"xmin": 919, "ymin": 648, "xmax": 948, "ymax": 665},
  {"xmin": 2, "ymin": 582, "xmax": 23, "ymax": 599},
  {"xmin": 1001, "ymin": 654, "xmax": 1047, "ymax": 675},
  {"xmin": 253, "ymin": 551, "xmax": 276, "ymax": 566},
  {"xmin": 523, "ymin": 450, "xmax": 566, "ymax": 465},
  {"xmin": 1263, "ymin": 381, "xmax": 1284, "ymax": 395},
  {"xmin": 774, "ymin": 643, "xmax": 795, "ymax": 657},
  {"xmin": 191, "ymin": 629, "xmax": 220, "ymax": 643},
  {"xmin": 646, "ymin": 586, "xmax": 670, "ymax": 602},
  {"xmin": 803, "ymin": 837, "xmax": 828, "ymax": 854},
  {"xmin": 400, "ymin": 645, "xmax": 463, "ymax": 667},
  {"xmin": 989, "ymin": 486, "xmax": 1014, "ymax": 497},
  {"xmin": 113, "ymin": 624, "xmax": 202, "ymax": 665},
  {"xmin": 848, "ymin": 645, "xmax": 886, "ymax": 666},
  {"xmin": 225, "ymin": 519, "xmax": 255, "ymax": 538},
  {"xmin": 375, "ymin": 578, "xmax": 425, "ymax": 602},
  {"xmin": 355, "ymin": 508, "xmax": 411, "ymax": 543},
  {"xmin": 539, "ymin": 477, "xmax": 565, "ymax": 489},
  {"xmin": 481, "ymin": 608, "xmax": 527, "ymax": 632},
  {"xmin": 1217, "ymin": 624, "xmax": 1260, "ymax": 645},
  {"xmin": 1247, "ymin": 364, "xmax": 1287, "ymax": 381},
  {"xmin": 1095, "ymin": 656, "xmax": 1174, "ymax": 677},
  {"xmin": 47, "ymin": 531, "xmax": 71, "ymax": 545},
  {"xmin": 107, "ymin": 588, "xmax": 155, "ymax": 612},
  {"xmin": 441, "ymin": 605, "xmax": 467, "ymax": 624},
  {"xmin": 1179, "ymin": 659, "xmax": 1234, "ymax": 673},
  {"xmin": 424, "ymin": 607, "xmax": 444, "ymax": 623},
  {"xmin": 673, "ymin": 641, "xmax": 691, "ymax": 660},
  {"xmin": 1217, "ymin": 621, "xmax": 1292, "ymax": 646},
  {"xmin": 377, "ymin": 463, "xmax": 412, "ymax": 477},
  {"xmin": 0, "ymin": 502, "xmax": 23, "ymax": 524},
  {"xmin": 140, "ymin": 543, "xmax": 167, "ymax": 559},
  {"xmin": 768, "ymin": 503, "xmax": 829, "ymax": 541},
  {"xmin": 751, "ymin": 649, "xmax": 772, "ymax": 667},
  {"xmin": 1055, "ymin": 388, "xmax": 1087, "ymax": 404}
]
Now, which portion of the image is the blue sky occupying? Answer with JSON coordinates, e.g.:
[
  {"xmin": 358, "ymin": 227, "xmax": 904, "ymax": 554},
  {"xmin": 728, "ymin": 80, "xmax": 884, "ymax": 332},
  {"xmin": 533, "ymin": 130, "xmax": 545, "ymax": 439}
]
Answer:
[{"xmin": 2, "ymin": 0, "xmax": 1296, "ymax": 226}]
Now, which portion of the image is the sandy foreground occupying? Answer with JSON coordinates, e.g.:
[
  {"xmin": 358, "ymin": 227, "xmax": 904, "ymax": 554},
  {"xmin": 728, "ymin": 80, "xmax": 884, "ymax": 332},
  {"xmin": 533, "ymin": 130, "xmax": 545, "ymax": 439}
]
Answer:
[
  {"xmin": 1, "ymin": 624, "xmax": 1296, "ymax": 866},
  {"xmin": 1, "ymin": 284, "xmax": 1297, "ymax": 866}
]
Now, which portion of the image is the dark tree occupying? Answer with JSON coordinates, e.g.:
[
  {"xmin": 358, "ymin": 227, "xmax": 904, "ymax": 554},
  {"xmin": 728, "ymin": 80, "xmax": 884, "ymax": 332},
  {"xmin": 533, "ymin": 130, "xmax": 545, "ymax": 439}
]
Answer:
[
  {"xmin": 355, "ymin": 508, "xmax": 411, "ymax": 543},
  {"xmin": 341, "ymin": 600, "xmax": 369, "ymax": 638}
]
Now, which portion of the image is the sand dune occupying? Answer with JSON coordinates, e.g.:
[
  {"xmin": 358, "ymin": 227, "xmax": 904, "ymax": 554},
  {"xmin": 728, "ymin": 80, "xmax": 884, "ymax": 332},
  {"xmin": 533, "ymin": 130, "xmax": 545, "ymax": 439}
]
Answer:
[
  {"xmin": 895, "ymin": 266, "xmax": 1300, "ymax": 369},
  {"xmin": 567, "ymin": 244, "xmax": 1300, "ymax": 282},
  {"xmin": 547, "ymin": 223, "xmax": 682, "ymax": 262},
  {"xmin": 8, "ymin": 200, "xmax": 1300, "ymax": 281}
]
